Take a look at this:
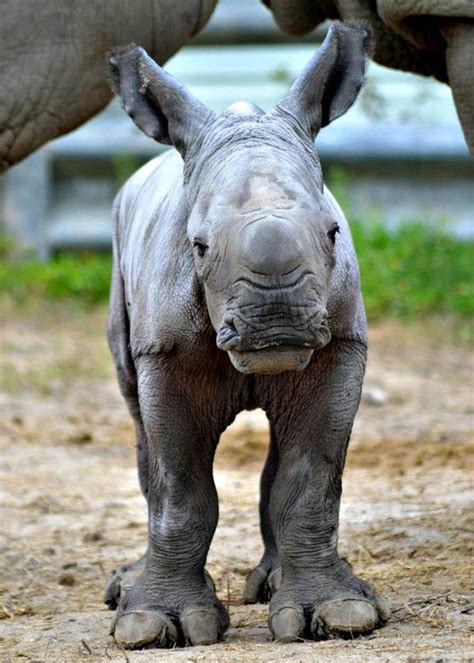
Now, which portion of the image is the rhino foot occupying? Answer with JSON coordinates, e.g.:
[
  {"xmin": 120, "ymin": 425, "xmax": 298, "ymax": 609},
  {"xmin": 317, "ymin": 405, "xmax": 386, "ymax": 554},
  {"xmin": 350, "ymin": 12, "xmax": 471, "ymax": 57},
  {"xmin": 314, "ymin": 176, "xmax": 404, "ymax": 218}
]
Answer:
[
  {"xmin": 112, "ymin": 609, "xmax": 178, "ymax": 649},
  {"xmin": 269, "ymin": 563, "xmax": 389, "ymax": 642},
  {"xmin": 112, "ymin": 605, "xmax": 226, "ymax": 649},
  {"xmin": 104, "ymin": 553, "xmax": 147, "ymax": 610},
  {"xmin": 243, "ymin": 563, "xmax": 282, "ymax": 604},
  {"xmin": 104, "ymin": 551, "xmax": 216, "ymax": 612},
  {"xmin": 109, "ymin": 567, "xmax": 227, "ymax": 649}
]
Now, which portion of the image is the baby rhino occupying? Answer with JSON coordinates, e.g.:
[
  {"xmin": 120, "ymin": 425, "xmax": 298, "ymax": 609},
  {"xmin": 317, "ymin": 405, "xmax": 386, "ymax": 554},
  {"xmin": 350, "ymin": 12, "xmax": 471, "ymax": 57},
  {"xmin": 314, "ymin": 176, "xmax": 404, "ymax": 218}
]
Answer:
[{"xmin": 105, "ymin": 21, "xmax": 388, "ymax": 650}]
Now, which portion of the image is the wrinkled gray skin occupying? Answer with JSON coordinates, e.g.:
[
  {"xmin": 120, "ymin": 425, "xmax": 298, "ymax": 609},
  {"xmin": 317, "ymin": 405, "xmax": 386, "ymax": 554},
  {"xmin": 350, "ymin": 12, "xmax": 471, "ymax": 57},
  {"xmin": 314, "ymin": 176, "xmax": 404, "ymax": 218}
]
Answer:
[
  {"xmin": 0, "ymin": 0, "xmax": 217, "ymax": 172},
  {"xmin": 263, "ymin": 0, "xmax": 474, "ymax": 152},
  {"xmin": 105, "ymin": 22, "xmax": 389, "ymax": 650}
]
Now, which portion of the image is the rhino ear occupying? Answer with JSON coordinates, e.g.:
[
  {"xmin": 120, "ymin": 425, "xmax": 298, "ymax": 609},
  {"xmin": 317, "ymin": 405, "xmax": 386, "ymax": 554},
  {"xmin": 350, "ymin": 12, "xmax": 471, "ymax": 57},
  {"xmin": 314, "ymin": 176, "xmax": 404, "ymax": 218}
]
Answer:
[
  {"xmin": 275, "ymin": 21, "xmax": 373, "ymax": 137},
  {"xmin": 107, "ymin": 44, "xmax": 214, "ymax": 154}
]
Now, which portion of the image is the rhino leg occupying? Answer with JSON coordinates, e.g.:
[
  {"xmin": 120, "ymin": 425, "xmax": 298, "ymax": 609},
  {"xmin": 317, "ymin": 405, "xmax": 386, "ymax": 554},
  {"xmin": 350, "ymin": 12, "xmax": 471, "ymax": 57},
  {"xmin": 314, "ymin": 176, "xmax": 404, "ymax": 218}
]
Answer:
[
  {"xmin": 106, "ymin": 260, "xmax": 218, "ymax": 623},
  {"xmin": 104, "ymin": 552, "xmax": 147, "ymax": 610},
  {"xmin": 105, "ymin": 548, "xmax": 216, "ymax": 612},
  {"xmin": 243, "ymin": 428, "xmax": 281, "ymax": 604},
  {"xmin": 264, "ymin": 340, "xmax": 389, "ymax": 642},
  {"xmin": 111, "ymin": 353, "xmax": 233, "ymax": 649}
]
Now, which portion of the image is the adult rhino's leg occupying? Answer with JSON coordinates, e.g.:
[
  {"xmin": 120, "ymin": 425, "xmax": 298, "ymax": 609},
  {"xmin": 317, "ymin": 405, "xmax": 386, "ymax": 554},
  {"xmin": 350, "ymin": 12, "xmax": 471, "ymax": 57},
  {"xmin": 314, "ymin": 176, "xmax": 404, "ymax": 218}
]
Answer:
[
  {"xmin": 111, "ymin": 354, "xmax": 233, "ymax": 649},
  {"xmin": 266, "ymin": 340, "xmax": 388, "ymax": 641},
  {"xmin": 440, "ymin": 19, "xmax": 474, "ymax": 153},
  {"xmin": 244, "ymin": 429, "xmax": 281, "ymax": 603},
  {"xmin": 263, "ymin": 0, "xmax": 336, "ymax": 36}
]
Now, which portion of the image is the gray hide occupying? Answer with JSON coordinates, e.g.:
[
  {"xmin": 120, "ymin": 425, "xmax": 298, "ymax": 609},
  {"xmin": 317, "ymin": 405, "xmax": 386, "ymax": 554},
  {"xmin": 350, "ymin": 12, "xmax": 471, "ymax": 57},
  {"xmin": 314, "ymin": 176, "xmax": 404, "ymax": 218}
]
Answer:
[
  {"xmin": 0, "ymin": 0, "xmax": 217, "ymax": 172},
  {"xmin": 104, "ymin": 21, "xmax": 389, "ymax": 651},
  {"xmin": 263, "ymin": 0, "xmax": 474, "ymax": 152}
]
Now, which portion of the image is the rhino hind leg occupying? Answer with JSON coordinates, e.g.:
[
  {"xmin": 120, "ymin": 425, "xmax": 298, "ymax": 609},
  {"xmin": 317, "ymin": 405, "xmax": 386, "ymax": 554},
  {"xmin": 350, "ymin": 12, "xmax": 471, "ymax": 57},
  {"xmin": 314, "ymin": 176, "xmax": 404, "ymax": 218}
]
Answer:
[
  {"xmin": 104, "ymin": 553, "xmax": 147, "ymax": 610},
  {"xmin": 244, "ymin": 428, "xmax": 281, "ymax": 604}
]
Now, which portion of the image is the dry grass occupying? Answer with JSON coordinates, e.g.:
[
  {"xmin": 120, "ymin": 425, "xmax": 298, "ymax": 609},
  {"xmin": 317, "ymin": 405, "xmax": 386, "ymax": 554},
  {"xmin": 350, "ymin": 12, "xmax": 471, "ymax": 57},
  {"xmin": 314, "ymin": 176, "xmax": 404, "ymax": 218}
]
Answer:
[{"xmin": 1, "ymin": 309, "xmax": 473, "ymax": 661}]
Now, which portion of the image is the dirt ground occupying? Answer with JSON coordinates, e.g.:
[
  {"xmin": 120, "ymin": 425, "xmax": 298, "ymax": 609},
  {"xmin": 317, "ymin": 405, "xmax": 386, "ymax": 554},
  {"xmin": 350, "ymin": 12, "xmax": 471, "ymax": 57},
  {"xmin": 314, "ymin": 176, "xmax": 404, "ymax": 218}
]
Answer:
[{"xmin": 0, "ymin": 305, "xmax": 473, "ymax": 662}]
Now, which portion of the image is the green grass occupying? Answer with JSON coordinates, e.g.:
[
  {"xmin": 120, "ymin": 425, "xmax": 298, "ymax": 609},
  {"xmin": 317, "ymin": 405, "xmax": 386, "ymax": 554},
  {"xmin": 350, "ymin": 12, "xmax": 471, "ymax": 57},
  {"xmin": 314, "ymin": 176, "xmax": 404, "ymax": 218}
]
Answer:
[
  {"xmin": 353, "ymin": 221, "xmax": 473, "ymax": 320},
  {"xmin": 0, "ymin": 223, "xmax": 472, "ymax": 324},
  {"xmin": 0, "ymin": 252, "xmax": 112, "ymax": 306}
]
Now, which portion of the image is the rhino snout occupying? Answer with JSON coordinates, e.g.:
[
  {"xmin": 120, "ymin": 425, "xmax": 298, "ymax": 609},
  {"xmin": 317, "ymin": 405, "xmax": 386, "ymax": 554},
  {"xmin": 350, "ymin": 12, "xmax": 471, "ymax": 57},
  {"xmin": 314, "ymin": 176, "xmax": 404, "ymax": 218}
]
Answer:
[{"xmin": 243, "ymin": 219, "xmax": 304, "ymax": 277}]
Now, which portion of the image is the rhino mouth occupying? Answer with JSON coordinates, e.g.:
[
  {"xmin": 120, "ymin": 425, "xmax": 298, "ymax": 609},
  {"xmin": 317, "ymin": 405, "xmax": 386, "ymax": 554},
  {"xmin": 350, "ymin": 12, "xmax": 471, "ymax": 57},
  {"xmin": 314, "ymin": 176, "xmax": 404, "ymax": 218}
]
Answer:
[
  {"xmin": 222, "ymin": 329, "xmax": 331, "ymax": 374},
  {"xmin": 217, "ymin": 311, "xmax": 331, "ymax": 374},
  {"xmin": 227, "ymin": 345, "xmax": 314, "ymax": 374},
  {"xmin": 218, "ymin": 332, "xmax": 316, "ymax": 352}
]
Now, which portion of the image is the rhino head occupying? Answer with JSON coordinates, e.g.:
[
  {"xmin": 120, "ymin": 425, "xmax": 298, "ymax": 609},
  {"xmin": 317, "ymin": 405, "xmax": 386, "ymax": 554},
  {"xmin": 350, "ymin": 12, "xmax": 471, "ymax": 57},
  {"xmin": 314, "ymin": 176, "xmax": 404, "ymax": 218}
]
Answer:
[{"xmin": 109, "ymin": 22, "xmax": 372, "ymax": 374}]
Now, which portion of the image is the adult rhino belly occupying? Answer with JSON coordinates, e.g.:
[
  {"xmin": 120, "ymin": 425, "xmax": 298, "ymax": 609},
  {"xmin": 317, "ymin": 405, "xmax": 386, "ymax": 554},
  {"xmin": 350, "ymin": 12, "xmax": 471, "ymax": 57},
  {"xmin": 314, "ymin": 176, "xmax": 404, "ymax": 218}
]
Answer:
[{"xmin": 378, "ymin": 0, "xmax": 474, "ymax": 49}]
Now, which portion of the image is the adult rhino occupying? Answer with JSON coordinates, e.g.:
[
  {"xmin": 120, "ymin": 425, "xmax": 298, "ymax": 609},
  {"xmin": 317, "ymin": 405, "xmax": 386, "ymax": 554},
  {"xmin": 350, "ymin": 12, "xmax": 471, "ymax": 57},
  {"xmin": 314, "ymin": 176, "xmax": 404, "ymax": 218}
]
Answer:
[
  {"xmin": 263, "ymin": 0, "xmax": 474, "ymax": 152},
  {"xmin": 0, "ymin": 0, "xmax": 217, "ymax": 172}
]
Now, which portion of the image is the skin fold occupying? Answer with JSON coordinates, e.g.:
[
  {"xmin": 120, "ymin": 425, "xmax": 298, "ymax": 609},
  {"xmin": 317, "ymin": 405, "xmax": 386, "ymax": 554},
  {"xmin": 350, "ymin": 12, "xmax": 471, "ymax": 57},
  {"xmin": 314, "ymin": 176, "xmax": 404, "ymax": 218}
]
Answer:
[
  {"xmin": 263, "ymin": 0, "xmax": 474, "ymax": 152},
  {"xmin": 0, "ymin": 0, "xmax": 217, "ymax": 171},
  {"xmin": 105, "ymin": 22, "xmax": 389, "ymax": 650}
]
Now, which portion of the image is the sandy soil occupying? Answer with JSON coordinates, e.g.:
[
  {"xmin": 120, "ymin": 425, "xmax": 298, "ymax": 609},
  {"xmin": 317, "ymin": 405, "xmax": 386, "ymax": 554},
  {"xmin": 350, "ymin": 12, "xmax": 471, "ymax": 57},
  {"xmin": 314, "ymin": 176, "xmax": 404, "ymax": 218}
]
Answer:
[{"xmin": 0, "ymin": 306, "xmax": 473, "ymax": 662}]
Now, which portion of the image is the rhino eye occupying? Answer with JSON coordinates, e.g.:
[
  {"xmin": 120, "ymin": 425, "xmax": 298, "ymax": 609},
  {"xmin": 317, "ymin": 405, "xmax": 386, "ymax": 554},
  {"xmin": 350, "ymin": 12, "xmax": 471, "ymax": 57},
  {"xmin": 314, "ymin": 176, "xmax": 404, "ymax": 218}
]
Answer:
[
  {"xmin": 327, "ymin": 224, "xmax": 340, "ymax": 245},
  {"xmin": 193, "ymin": 239, "xmax": 208, "ymax": 258}
]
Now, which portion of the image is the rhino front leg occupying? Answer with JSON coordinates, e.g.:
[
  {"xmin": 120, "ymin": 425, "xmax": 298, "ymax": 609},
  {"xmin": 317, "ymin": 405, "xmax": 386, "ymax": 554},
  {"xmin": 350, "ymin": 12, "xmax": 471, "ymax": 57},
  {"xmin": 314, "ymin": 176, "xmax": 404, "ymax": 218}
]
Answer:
[
  {"xmin": 266, "ymin": 340, "xmax": 388, "ymax": 642},
  {"xmin": 111, "ymin": 354, "xmax": 231, "ymax": 649}
]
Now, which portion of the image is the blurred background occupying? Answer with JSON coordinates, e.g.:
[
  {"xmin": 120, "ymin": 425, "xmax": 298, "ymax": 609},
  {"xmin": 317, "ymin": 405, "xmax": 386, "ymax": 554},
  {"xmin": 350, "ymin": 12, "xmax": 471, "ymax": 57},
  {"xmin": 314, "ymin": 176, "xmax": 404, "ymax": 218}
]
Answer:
[
  {"xmin": 0, "ymin": 0, "xmax": 472, "ymax": 324},
  {"xmin": 1, "ymin": 1, "xmax": 473, "ymax": 660}
]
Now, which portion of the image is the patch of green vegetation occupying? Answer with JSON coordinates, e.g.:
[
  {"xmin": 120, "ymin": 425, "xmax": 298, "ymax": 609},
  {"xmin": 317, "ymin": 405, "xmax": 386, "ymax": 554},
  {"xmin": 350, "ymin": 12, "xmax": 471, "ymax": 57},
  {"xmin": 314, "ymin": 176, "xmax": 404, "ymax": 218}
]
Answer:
[
  {"xmin": 0, "ymin": 224, "xmax": 472, "ymax": 329},
  {"xmin": 111, "ymin": 154, "xmax": 144, "ymax": 186},
  {"xmin": 352, "ymin": 221, "xmax": 473, "ymax": 321},
  {"xmin": 269, "ymin": 65, "xmax": 294, "ymax": 84},
  {"xmin": 0, "ymin": 252, "xmax": 112, "ymax": 306}
]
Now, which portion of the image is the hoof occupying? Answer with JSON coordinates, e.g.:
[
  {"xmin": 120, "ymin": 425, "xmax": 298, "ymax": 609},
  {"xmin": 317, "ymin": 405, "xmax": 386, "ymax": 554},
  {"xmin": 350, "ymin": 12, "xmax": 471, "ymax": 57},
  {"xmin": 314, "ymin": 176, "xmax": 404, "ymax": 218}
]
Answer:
[
  {"xmin": 243, "ymin": 564, "xmax": 281, "ymax": 604},
  {"xmin": 181, "ymin": 607, "xmax": 222, "ymax": 645},
  {"xmin": 375, "ymin": 594, "xmax": 391, "ymax": 622},
  {"xmin": 104, "ymin": 574, "xmax": 121, "ymax": 609},
  {"xmin": 312, "ymin": 599, "xmax": 378, "ymax": 638},
  {"xmin": 269, "ymin": 605, "xmax": 306, "ymax": 642},
  {"xmin": 104, "ymin": 558, "xmax": 145, "ymax": 610},
  {"xmin": 204, "ymin": 569, "xmax": 216, "ymax": 593},
  {"xmin": 243, "ymin": 566, "xmax": 268, "ymax": 604},
  {"xmin": 268, "ymin": 567, "xmax": 282, "ymax": 594},
  {"xmin": 113, "ymin": 610, "xmax": 178, "ymax": 649}
]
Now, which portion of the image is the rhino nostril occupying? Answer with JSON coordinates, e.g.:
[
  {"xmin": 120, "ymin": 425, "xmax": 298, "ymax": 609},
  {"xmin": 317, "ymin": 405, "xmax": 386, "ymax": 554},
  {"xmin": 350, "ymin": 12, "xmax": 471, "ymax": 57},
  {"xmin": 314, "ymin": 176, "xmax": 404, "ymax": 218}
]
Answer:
[
  {"xmin": 218, "ymin": 317, "xmax": 238, "ymax": 341},
  {"xmin": 224, "ymin": 315, "xmax": 236, "ymax": 329}
]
